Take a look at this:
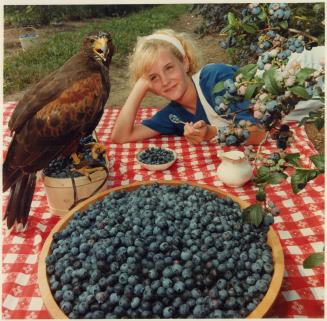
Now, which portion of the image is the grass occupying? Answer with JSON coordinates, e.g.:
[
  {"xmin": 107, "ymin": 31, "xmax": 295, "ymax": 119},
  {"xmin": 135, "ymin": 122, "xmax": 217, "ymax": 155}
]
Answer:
[{"xmin": 4, "ymin": 4, "xmax": 189, "ymax": 95}]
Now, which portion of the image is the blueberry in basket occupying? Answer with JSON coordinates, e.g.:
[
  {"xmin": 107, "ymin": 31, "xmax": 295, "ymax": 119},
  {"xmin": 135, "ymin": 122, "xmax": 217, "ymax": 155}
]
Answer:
[
  {"xmin": 43, "ymin": 135, "xmax": 106, "ymax": 178},
  {"xmin": 45, "ymin": 183, "xmax": 276, "ymax": 319},
  {"xmin": 136, "ymin": 147, "xmax": 177, "ymax": 171}
]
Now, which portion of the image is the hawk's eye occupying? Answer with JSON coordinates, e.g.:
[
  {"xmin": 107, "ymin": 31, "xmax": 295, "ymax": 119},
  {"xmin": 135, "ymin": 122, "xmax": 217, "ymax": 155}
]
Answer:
[{"xmin": 90, "ymin": 38, "xmax": 95, "ymax": 43}]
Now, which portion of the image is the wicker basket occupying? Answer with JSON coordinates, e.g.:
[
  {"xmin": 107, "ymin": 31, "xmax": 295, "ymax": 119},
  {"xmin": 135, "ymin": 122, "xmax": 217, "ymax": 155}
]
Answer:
[{"xmin": 41, "ymin": 133, "xmax": 109, "ymax": 217}]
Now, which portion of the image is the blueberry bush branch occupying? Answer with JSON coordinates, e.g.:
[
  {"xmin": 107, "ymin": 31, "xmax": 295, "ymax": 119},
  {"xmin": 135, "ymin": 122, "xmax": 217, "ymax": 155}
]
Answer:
[{"xmin": 196, "ymin": 3, "xmax": 325, "ymax": 267}]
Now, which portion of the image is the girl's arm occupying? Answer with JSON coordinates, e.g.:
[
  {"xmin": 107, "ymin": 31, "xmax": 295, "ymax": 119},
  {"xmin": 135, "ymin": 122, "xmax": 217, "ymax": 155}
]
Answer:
[{"xmin": 110, "ymin": 78, "xmax": 161, "ymax": 144}]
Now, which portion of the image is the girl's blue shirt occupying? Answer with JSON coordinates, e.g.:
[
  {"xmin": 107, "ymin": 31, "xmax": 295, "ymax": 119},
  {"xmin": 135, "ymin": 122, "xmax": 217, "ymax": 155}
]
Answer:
[{"xmin": 142, "ymin": 63, "xmax": 257, "ymax": 136}]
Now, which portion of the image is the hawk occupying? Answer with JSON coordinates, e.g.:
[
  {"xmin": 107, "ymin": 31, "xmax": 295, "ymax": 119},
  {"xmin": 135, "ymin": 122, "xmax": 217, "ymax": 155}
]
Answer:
[{"xmin": 3, "ymin": 31, "xmax": 114, "ymax": 230}]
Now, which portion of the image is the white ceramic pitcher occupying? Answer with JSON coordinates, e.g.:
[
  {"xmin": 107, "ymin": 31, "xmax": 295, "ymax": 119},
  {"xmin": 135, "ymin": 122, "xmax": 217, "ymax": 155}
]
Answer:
[{"xmin": 217, "ymin": 150, "xmax": 253, "ymax": 187}]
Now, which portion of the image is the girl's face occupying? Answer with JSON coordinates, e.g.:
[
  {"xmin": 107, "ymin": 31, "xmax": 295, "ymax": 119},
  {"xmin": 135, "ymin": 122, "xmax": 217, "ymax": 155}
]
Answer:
[{"xmin": 144, "ymin": 48, "xmax": 190, "ymax": 101}]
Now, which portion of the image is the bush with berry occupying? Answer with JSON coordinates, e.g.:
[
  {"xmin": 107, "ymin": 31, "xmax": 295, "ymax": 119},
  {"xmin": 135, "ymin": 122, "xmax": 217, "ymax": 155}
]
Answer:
[{"xmin": 199, "ymin": 3, "xmax": 325, "ymax": 266}]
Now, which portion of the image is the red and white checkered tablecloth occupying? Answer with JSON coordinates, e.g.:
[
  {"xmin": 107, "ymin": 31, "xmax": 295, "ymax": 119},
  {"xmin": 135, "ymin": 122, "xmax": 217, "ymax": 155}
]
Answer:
[{"xmin": 2, "ymin": 102, "xmax": 324, "ymax": 319}]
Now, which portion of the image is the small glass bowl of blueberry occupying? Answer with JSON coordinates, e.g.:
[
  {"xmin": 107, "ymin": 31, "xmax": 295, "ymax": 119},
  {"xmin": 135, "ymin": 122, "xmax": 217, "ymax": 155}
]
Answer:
[{"xmin": 136, "ymin": 146, "xmax": 177, "ymax": 171}]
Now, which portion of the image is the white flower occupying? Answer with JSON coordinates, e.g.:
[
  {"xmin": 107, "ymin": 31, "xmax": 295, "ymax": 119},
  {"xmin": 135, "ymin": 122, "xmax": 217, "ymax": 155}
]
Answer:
[
  {"xmin": 264, "ymin": 63, "xmax": 272, "ymax": 71},
  {"xmin": 287, "ymin": 67, "xmax": 296, "ymax": 76},
  {"xmin": 289, "ymin": 60, "xmax": 301, "ymax": 70},
  {"xmin": 281, "ymin": 70, "xmax": 289, "ymax": 79},
  {"xmin": 313, "ymin": 70, "xmax": 321, "ymax": 77},
  {"xmin": 237, "ymin": 85, "xmax": 247, "ymax": 96},
  {"xmin": 275, "ymin": 71, "xmax": 284, "ymax": 82},
  {"xmin": 253, "ymin": 102, "xmax": 261, "ymax": 111},
  {"xmin": 259, "ymin": 93, "xmax": 268, "ymax": 101},
  {"xmin": 259, "ymin": 104, "xmax": 267, "ymax": 112},
  {"xmin": 254, "ymin": 110, "xmax": 263, "ymax": 119},
  {"xmin": 239, "ymin": 120, "xmax": 246, "ymax": 127},
  {"xmin": 269, "ymin": 49, "xmax": 279, "ymax": 58},
  {"xmin": 219, "ymin": 103, "xmax": 227, "ymax": 110},
  {"xmin": 235, "ymin": 74, "xmax": 243, "ymax": 83},
  {"xmin": 235, "ymin": 128, "xmax": 243, "ymax": 137},
  {"xmin": 285, "ymin": 76, "xmax": 296, "ymax": 87}
]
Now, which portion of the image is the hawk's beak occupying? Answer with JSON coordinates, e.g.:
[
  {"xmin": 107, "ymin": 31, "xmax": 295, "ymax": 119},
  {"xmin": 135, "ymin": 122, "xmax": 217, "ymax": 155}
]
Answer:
[{"xmin": 94, "ymin": 38, "xmax": 109, "ymax": 62}]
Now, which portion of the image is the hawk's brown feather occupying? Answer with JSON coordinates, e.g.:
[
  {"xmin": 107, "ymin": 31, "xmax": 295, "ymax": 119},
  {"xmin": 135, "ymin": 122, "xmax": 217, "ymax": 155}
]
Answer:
[{"xmin": 3, "ymin": 31, "xmax": 114, "ymax": 229}]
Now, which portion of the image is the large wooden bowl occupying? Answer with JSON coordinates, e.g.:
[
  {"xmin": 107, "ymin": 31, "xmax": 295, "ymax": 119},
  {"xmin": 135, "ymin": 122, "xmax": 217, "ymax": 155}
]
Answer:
[{"xmin": 38, "ymin": 180, "xmax": 284, "ymax": 319}]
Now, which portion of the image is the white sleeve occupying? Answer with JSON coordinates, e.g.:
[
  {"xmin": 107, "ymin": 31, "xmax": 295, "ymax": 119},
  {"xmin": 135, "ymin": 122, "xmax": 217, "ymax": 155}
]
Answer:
[{"xmin": 286, "ymin": 46, "xmax": 325, "ymax": 70}]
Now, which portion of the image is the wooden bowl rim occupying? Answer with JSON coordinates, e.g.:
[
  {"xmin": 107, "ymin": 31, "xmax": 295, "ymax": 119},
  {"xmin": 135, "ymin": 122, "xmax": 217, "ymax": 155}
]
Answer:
[{"xmin": 38, "ymin": 180, "xmax": 284, "ymax": 319}]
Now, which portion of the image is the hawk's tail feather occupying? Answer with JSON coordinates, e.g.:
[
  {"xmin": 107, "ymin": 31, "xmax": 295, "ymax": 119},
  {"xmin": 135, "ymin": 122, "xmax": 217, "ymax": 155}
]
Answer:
[
  {"xmin": 3, "ymin": 165, "xmax": 21, "ymax": 193},
  {"xmin": 4, "ymin": 173, "xmax": 36, "ymax": 230}
]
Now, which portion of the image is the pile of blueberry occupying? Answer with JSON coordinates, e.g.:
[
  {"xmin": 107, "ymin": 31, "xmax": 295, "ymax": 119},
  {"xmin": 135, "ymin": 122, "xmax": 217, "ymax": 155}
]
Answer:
[
  {"xmin": 43, "ymin": 135, "xmax": 106, "ymax": 178},
  {"xmin": 256, "ymin": 34, "xmax": 305, "ymax": 71},
  {"xmin": 215, "ymin": 120, "xmax": 251, "ymax": 146},
  {"xmin": 267, "ymin": 3, "xmax": 292, "ymax": 25},
  {"xmin": 45, "ymin": 183, "xmax": 275, "ymax": 319},
  {"xmin": 137, "ymin": 147, "xmax": 175, "ymax": 165}
]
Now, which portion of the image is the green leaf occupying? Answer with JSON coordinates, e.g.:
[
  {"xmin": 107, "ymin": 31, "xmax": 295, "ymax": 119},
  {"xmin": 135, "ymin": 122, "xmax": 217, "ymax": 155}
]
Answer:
[
  {"xmin": 244, "ymin": 83, "xmax": 259, "ymax": 100},
  {"xmin": 242, "ymin": 203, "xmax": 264, "ymax": 227},
  {"xmin": 310, "ymin": 154, "xmax": 324, "ymax": 172},
  {"xmin": 236, "ymin": 64, "xmax": 258, "ymax": 80},
  {"xmin": 303, "ymin": 252, "xmax": 324, "ymax": 269},
  {"xmin": 212, "ymin": 81, "xmax": 225, "ymax": 95},
  {"xmin": 241, "ymin": 23, "xmax": 257, "ymax": 34},
  {"xmin": 255, "ymin": 166, "xmax": 287, "ymax": 185},
  {"xmin": 263, "ymin": 68, "xmax": 282, "ymax": 95},
  {"xmin": 285, "ymin": 153, "xmax": 301, "ymax": 167},
  {"xmin": 298, "ymin": 116, "xmax": 309, "ymax": 127},
  {"xmin": 255, "ymin": 166, "xmax": 270, "ymax": 184},
  {"xmin": 318, "ymin": 34, "xmax": 325, "ymax": 45},
  {"xmin": 291, "ymin": 169, "xmax": 320, "ymax": 193},
  {"xmin": 220, "ymin": 25, "xmax": 232, "ymax": 34},
  {"xmin": 313, "ymin": 3, "xmax": 324, "ymax": 14},
  {"xmin": 314, "ymin": 118, "xmax": 324, "ymax": 130},
  {"xmin": 295, "ymin": 68, "xmax": 316, "ymax": 84},
  {"xmin": 267, "ymin": 172, "xmax": 287, "ymax": 185},
  {"xmin": 288, "ymin": 86, "xmax": 311, "ymax": 100},
  {"xmin": 257, "ymin": 9, "xmax": 267, "ymax": 21},
  {"xmin": 227, "ymin": 12, "xmax": 237, "ymax": 27},
  {"xmin": 280, "ymin": 21, "xmax": 288, "ymax": 29}
]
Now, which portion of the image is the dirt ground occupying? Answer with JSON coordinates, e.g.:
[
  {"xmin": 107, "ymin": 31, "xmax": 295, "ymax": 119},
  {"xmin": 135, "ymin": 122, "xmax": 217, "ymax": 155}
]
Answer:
[
  {"xmin": 3, "ymin": 12, "xmax": 324, "ymax": 153},
  {"xmin": 4, "ymin": 13, "xmax": 227, "ymax": 107}
]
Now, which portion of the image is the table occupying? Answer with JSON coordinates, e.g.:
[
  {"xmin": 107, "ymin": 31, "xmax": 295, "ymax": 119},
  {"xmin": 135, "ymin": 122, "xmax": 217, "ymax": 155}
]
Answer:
[{"xmin": 2, "ymin": 102, "xmax": 324, "ymax": 318}]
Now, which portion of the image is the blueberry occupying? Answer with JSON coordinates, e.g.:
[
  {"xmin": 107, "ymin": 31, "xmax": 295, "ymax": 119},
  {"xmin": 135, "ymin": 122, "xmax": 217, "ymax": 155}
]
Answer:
[
  {"xmin": 60, "ymin": 301, "xmax": 73, "ymax": 314},
  {"xmin": 264, "ymin": 214, "xmax": 274, "ymax": 226},
  {"xmin": 193, "ymin": 304, "xmax": 206, "ymax": 318},
  {"xmin": 163, "ymin": 306, "xmax": 174, "ymax": 318}
]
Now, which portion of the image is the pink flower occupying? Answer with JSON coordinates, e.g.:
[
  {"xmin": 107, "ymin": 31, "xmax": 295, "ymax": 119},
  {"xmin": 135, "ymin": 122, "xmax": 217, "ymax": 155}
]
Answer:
[
  {"xmin": 254, "ymin": 110, "xmax": 263, "ymax": 119},
  {"xmin": 237, "ymin": 85, "xmax": 247, "ymax": 96}
]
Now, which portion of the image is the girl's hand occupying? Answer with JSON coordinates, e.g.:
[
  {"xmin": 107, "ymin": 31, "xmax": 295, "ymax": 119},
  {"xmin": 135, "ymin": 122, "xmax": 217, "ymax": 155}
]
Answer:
[
  {"xmin": 184, "ymin": 120, "xmax": 218, "ymax": 144},
  {"xmin": 184, "ymin": 120, "xmax": 209, "ymax": 144},
  {"xmin": 134, "ymin": 77, "xmax": 152, "ymax": 95}
]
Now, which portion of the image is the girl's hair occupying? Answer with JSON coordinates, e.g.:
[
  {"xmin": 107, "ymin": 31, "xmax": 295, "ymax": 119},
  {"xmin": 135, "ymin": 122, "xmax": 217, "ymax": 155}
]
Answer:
[{"xmin": 129, "ymin": 28, "xmax": 202, "ymax": 84}]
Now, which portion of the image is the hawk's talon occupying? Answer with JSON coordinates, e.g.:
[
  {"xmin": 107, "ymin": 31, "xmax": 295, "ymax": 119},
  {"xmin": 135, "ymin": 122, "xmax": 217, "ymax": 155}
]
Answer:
[
  {"xmin": 85, "ymin": 142, "xmax": 106, "ymax": 160},
  {"xmin": 71, "ymin": 153, "xmax": 81, "ymax": 165}
]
